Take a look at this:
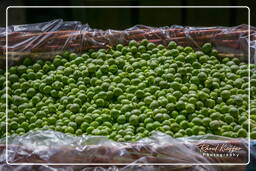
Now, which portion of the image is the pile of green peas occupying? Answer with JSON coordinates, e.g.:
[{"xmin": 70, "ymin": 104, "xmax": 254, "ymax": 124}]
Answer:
[{"xmin": 0, "ymin": 39, "xmax": 255, "ymax": 142}]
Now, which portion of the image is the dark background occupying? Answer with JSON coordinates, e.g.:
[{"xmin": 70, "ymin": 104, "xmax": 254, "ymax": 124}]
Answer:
[{"xmin": 0, "ymin": 0, "xmax": 255, "ymax": 29}]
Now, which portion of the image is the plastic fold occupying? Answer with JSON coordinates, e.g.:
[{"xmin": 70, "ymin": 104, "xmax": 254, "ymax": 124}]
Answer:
[{"xmin": 0, "ymin": 19, "xmax": 255, "ymax": 68}]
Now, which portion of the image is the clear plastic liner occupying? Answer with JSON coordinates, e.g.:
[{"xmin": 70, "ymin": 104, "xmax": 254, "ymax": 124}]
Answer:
[
  {"xmin": 0, "ymin": 131, "xmax": 249, "ymax": 170},
  {"xmin": 0, "ymin": 19, "xmax": 255, "ymax": 170},
  {"xmin": 0, "ymin": 19, "xmax": 255, "ymax": 68}
]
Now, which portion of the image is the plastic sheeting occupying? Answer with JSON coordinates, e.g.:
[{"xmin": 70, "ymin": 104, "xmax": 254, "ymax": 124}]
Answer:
[
  {"xmin": 0, "ymin": 19, "xmax": 255, "ymax": 68},
  {"xmin": 0, "ymin": 131, "xmax": 249, "ymax": 170}
]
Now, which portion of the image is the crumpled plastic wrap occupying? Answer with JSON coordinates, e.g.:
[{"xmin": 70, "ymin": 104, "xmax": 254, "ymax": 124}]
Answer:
[
  {"xmin": 0, "ymin": 19, "xmax": 255, "ymax": 170},
  {"xmin": 0, "ymin": 19, "xmax": 255, "ymax": 68},
  {"xmin": 0, "ymin": 131, "xmax": 249, "ymax": 171}
]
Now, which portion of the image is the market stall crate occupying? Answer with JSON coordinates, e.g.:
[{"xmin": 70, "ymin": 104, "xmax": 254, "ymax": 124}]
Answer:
[{"xmin": 0, "ymin": 19, "xmax": 255, "ymax": 170}]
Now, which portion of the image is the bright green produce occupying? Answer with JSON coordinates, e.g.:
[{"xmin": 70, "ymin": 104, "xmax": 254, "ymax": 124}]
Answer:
[
  {"xmin": 0, "ymin": 39, "xmax": 254, "ymax": 142},
  {"xmin": 250, "ymin": 70, "xmax": 256, "ymax": 139}
]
